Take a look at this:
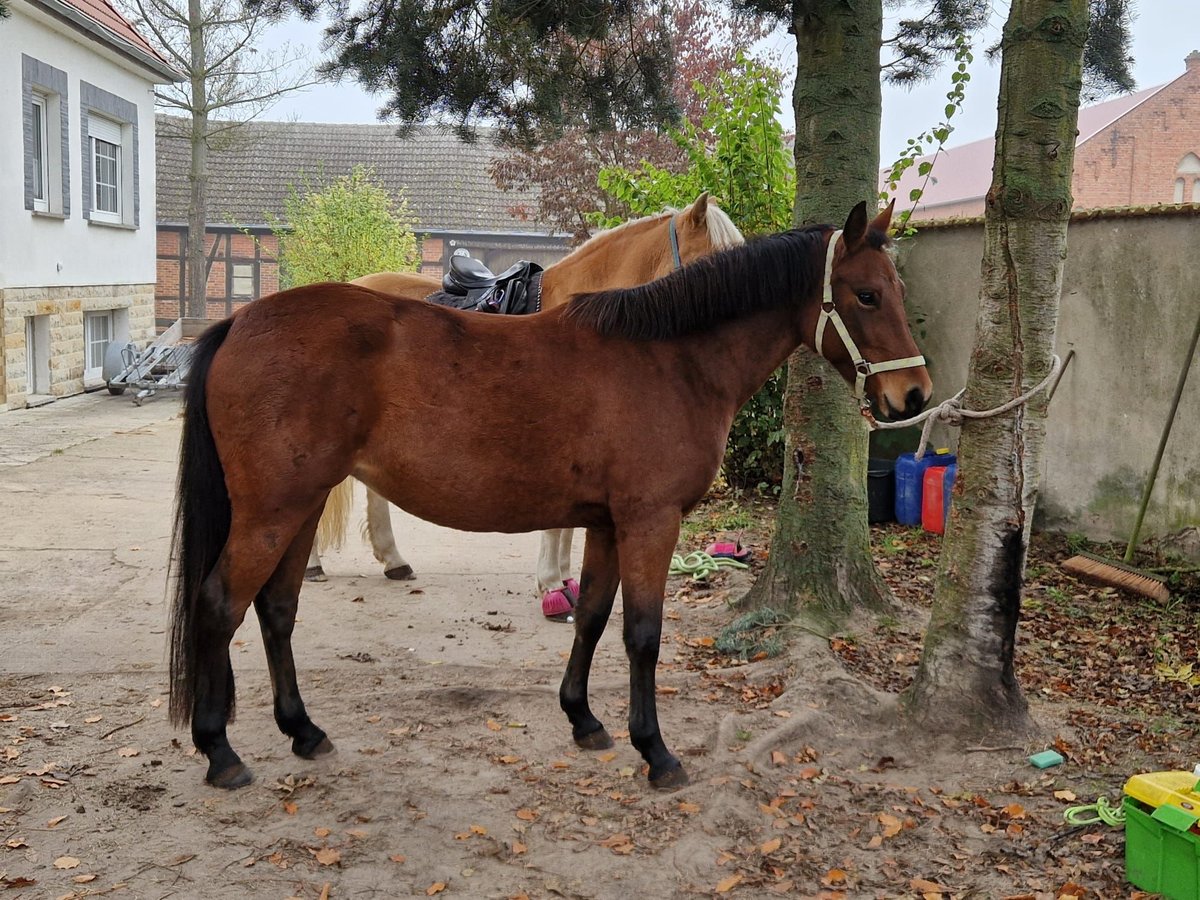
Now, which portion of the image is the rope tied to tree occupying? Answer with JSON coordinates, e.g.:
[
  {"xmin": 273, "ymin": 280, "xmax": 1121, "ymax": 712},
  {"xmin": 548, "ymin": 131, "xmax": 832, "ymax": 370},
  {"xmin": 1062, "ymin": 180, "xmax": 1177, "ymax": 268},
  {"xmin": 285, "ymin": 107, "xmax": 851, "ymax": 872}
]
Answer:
[{"xmin": 871, "ymin": 354, "xmax": 1065, "ymax": 460}]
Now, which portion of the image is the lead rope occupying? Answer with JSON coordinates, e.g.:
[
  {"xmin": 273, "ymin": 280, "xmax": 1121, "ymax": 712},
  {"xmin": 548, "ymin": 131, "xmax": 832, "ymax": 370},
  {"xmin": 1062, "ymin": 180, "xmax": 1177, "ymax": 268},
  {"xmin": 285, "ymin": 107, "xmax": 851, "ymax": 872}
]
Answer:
[{"xmin": 870, "ymin": 353, "xmax": 1066, "ymax": 459}]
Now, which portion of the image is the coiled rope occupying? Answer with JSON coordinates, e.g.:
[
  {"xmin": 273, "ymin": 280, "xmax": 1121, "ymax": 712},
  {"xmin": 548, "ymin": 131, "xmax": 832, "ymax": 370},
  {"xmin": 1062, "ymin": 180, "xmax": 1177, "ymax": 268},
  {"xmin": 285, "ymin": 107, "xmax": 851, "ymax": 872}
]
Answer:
[
  {"xmin": 871, "ymin": 354, "xmax": 1066, "ymax": 459},
  {"xmin": 669, "ymin": 551, "xmax": 750, "ymax": 580},
  {"xmin": 1062, "ymin": 796, "xmax": 1126, "ymax": 827}
]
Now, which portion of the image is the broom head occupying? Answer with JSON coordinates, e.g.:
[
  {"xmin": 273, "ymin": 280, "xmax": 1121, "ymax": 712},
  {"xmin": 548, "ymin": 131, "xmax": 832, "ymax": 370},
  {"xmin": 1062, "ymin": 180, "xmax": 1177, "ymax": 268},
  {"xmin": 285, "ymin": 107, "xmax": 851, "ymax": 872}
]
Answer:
[{"xmin": 1062, "ymin": 552, "xmax": 1170, "ymax": 602}]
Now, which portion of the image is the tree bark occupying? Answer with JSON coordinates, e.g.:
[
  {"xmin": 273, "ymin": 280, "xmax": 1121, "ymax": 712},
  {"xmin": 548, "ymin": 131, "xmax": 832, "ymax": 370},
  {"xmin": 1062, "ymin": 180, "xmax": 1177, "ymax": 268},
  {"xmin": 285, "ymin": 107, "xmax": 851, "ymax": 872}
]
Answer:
[
  {"xmin": 185, "ymin": 0, "xmax": 208, "ymax": 319},
  {"xmin": 742, "ymin": 0, "xmax": 889, "ymax": 620},
  {"xmin": 906, "ymin": 0, "xmax": 1088, "ymax": 733}
]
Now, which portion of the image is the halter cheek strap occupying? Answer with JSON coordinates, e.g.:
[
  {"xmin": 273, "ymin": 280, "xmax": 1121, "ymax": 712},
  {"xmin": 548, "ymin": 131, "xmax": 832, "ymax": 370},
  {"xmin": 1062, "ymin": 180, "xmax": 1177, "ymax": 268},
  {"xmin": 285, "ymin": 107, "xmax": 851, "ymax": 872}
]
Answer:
[
  {"xmin": 669, "ymin": 214, "xmax": 683, "ymax": 270},
  {"xmin": 815, "ymin": 229, "xmax": 927, "ymax": 405}
]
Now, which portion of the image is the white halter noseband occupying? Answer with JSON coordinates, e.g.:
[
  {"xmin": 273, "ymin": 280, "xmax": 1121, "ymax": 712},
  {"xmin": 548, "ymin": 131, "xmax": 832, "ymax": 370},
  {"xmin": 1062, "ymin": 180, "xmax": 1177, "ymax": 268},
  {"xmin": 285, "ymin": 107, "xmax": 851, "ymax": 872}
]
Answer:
[{"xmin": 815, "ymin": 229, "xmax": 927, "ymax": 407}]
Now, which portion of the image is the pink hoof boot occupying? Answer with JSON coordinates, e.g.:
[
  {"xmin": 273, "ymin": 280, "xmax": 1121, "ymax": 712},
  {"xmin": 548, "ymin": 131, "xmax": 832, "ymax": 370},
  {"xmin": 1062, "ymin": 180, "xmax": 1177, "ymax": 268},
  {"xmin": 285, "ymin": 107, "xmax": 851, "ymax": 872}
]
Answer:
[{"xmin": 542, "ymin": 583, "xmax": 576, "ymax": 623}]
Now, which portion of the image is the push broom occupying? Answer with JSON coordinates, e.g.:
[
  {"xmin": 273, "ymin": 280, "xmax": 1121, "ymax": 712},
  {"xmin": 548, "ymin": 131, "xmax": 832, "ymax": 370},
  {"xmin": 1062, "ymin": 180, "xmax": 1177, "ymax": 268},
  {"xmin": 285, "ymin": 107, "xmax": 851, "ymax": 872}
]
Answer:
[{"xmin": 1063, "ymin": 303, "xmax": 1200, "ymax": 602}]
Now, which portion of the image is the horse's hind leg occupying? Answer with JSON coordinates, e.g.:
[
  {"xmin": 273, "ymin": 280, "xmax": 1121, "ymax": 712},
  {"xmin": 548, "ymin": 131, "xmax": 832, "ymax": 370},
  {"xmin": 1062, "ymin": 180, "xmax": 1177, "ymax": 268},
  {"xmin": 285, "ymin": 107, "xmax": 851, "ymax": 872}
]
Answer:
[
  {"xmin": 255, "ymin": 509, "xmax": 334, "ymax": 760},
  {"xmin": 364, "ymin": 488, "xmax": 413, "ymax": 580},
  {"xmin": 616, "ymin": 513, "xmax": 686, "ymax": 790},
  {"xmin": 560, "ymin": 526, "xmax": 619, "ymax": 750},
  {"xmin": 192, "ymin": 525, "xmax": 300, "ymax": 789}
]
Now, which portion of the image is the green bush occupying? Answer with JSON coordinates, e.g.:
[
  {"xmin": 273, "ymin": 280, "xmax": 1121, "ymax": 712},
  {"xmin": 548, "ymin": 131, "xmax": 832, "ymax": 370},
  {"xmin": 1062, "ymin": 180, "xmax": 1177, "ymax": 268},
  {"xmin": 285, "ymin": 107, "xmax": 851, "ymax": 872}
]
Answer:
[{"xmin": 594, "ymin": 54, "xmax": 793, "ymax": 489}]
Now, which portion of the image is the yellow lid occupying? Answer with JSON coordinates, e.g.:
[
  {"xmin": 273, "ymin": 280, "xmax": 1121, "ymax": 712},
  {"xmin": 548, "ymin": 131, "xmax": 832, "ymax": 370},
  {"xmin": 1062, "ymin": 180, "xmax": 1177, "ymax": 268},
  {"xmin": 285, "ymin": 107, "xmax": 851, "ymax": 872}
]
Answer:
[{"xmin": 1124, "ymin": 771, "xmax": 1200, "ymax": 812}]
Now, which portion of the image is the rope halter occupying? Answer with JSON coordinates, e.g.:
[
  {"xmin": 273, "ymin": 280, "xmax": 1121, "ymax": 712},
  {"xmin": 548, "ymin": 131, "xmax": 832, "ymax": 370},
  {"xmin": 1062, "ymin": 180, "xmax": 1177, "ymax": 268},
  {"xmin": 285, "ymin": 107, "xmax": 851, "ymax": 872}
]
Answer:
[{"xmin": 815, "ymin": 229, "xmax": 927, "ymax": 410}]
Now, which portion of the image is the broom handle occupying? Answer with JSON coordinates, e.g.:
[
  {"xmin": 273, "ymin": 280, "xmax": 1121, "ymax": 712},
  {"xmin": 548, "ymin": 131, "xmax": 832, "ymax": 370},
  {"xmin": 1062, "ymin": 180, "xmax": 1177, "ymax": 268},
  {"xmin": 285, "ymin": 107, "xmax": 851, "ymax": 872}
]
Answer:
[{"xmin": 1124, "ymin": 305, "xmax": 1200, "ymax": 563}]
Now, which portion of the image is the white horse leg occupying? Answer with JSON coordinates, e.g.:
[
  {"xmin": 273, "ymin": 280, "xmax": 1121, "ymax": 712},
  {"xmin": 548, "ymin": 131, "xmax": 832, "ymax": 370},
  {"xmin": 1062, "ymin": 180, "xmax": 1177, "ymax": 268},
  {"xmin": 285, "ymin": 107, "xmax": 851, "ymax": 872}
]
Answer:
[
  {"xmin": 537, "ymin": 528, "xmax": 575, "ymax": 594},
  {"xmin": 365, "ymin": 488, "xmax": 413, "ymax": 580},
  {"xmin": 304, "ymin": 544, "xmax": 327, "ymax": 582}
]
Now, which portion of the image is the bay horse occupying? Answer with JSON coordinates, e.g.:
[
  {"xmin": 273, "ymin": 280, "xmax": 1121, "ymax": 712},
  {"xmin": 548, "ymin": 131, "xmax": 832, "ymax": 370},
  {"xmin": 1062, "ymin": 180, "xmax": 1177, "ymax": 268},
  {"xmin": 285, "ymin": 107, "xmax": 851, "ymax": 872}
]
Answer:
[
  {"xmin": 306, "ymin": 194, "xmax": 745, "ymax": 623},
  {"xmin": 169, "ymin": 200, "xmax": 931, "ymax": 790}
]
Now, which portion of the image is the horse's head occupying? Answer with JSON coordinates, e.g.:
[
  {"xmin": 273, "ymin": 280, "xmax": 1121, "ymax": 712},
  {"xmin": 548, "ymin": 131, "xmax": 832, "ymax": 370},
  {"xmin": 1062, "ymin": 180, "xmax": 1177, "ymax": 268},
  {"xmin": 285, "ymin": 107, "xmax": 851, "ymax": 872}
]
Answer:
[
  {"xmin": 813, "ymin": 201, "xmax": 932, "ymax": 420},
  {"xmin": 666, "ymin": 193, "xmax": 745, "ymax": 275}
]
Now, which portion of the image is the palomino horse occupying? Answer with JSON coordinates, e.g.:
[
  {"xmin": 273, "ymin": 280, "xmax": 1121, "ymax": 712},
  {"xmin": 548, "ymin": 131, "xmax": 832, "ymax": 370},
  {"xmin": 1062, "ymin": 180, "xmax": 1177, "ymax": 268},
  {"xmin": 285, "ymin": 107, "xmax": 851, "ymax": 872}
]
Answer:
[
  {"xmin": 305, "ymin": 194, "xmax": 745, "ymax": 621},
  {"xmin": 169, "ymin": 201, "xmax": 931, "ymax": 789}
]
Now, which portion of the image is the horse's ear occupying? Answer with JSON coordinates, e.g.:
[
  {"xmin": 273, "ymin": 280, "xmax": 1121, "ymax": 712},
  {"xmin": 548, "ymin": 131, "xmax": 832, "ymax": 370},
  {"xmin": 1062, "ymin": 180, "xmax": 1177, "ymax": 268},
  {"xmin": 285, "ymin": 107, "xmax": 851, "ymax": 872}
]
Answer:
[
  {"xmin": 687, "ymin": 192, "xmax": 710, "ymax": 227},
  {"xmin": 842, "ymin": 201, "xmax": 869, "ymax": 250},
  {"xmin": 870, "ymin": 199, "xmax": 895, "ymax": 235}
]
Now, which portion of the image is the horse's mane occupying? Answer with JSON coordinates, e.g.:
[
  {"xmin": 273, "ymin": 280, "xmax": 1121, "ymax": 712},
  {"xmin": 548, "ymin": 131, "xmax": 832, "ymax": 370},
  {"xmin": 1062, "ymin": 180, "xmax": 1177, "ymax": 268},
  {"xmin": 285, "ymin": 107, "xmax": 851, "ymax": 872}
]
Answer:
[
  {"xmin": 565, "ymin": 226, "xmax": 830, "ymax": 341},
  {"xmin": 567, "ymin": 200, "xmax": 745, "ymax": 261}
]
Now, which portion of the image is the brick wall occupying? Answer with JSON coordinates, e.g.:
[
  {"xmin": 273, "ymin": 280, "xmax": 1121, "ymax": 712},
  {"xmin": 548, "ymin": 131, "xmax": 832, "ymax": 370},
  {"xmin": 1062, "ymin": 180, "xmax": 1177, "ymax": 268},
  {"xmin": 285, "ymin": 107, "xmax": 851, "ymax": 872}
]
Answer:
[
  {"xmin": 1073, "ymin": 58, "xmax": 1200, "ymax": 209},
  {"xmin": 155, "ymin": 226, "xmax": 279, "ymax": 327}
]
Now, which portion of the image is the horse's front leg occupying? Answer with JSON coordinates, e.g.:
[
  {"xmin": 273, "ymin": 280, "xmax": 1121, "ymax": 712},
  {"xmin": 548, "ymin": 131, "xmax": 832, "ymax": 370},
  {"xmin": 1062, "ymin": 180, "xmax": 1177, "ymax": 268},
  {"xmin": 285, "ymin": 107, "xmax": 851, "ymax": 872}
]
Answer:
[
  {"xmin": 560, "ymin": 526, "xmax": 619, "ymax": 748},
  {"xmin": 617, "ymin": 513, "xmax": 687, "ymax": 789},
  {"xmin": 365, "ymin": 488, "xmax": 413, "ymax": 580}
]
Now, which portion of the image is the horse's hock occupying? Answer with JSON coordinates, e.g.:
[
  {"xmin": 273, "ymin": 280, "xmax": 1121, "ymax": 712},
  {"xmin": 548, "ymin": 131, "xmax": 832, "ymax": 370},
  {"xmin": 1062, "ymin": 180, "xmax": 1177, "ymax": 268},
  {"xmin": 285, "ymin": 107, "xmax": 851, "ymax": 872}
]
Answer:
[{"xmin": 897, "ymin": 207, "xmax": 1200, "ymax": 542}]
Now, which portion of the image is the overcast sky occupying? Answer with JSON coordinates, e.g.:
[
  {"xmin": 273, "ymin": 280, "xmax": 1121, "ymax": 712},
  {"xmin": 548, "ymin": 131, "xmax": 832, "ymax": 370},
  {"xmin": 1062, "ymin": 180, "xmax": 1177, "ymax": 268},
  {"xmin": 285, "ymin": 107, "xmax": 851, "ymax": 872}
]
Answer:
[{"xmin": 262, "ymin": 2, "xmax": 1196, "ymax": 163}]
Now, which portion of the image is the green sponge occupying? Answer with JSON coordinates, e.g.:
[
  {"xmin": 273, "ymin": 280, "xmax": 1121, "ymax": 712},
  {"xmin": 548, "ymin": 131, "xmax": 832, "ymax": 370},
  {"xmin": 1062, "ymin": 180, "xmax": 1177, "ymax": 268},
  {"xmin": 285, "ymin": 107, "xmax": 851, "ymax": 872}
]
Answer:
[{"xmin": 1029, "ymin": 750, "xmax": 1065, "ymax": 769}]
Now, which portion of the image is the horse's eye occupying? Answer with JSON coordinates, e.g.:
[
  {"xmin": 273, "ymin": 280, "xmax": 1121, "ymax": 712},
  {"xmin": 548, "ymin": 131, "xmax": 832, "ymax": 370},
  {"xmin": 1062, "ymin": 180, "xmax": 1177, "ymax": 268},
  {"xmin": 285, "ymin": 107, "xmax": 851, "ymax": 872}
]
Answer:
[{"xmin": 856, "ymin": 291, "xmax": 878, "ymax": 307}]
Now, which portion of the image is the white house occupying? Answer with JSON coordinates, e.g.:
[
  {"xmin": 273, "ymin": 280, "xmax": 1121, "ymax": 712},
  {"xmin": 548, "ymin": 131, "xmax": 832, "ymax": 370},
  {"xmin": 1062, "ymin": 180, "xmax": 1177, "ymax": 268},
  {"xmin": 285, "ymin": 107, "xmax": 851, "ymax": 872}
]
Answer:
[{"xmin": 0, "ymin": 0, "xmax": 178, "ymax": 408}]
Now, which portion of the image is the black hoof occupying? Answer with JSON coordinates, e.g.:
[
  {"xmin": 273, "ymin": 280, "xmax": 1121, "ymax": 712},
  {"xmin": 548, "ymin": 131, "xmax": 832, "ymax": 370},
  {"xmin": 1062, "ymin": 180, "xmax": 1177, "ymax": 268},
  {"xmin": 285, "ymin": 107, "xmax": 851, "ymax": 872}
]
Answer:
[
  {"xmin": 575, "ymin": 727, "xmax": 615, "ymax": 751},
  {"xmin": 294, "ymin": 733, "xmax": 335, "ymax": 759},
  {"xmin": 649, "ymin": 762, "xmax": 688, "ymax": 791},
  {"xmin": 304, "ymin": 566, "xmax": 327, "ymax": 583},
  {"xmin": 206, "ymin": 761, "xmax": 253, "ymax": 789},
  {"xmin": 384, "ymin": 565, "xmax": 414, "ymax": 581}
]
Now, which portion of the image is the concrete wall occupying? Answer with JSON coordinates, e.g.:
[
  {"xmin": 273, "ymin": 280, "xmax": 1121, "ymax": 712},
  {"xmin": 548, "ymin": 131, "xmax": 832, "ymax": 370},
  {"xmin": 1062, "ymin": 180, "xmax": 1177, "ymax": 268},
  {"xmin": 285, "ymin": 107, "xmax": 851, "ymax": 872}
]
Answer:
[{"xmin": 896, "ymin": 208, "xmax": 1200, "ymax": 540}]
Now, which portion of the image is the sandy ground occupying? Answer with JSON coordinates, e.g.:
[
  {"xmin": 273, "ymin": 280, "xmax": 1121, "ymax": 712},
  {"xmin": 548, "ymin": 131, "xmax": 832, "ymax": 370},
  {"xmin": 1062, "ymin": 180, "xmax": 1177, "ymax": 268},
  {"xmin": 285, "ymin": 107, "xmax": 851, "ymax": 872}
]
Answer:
[
  {"xmin": 0, "ymin": 393, "xmax": 1155, "ymax": 900},
  {"xmin": 0, "ymin": 392, "xmax": 783, "ymax": 900}
]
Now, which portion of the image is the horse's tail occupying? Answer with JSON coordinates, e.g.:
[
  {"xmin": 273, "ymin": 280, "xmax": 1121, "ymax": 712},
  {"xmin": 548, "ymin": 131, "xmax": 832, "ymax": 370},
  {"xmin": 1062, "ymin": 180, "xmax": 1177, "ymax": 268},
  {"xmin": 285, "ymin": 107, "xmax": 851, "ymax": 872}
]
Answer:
[
  {"xmin": 315, "ymin": 477, "xmax": 354, "ymax": 552},
  {"xmin": 168, "ymin": 318, "xmax": 235, "ymax": 729}
]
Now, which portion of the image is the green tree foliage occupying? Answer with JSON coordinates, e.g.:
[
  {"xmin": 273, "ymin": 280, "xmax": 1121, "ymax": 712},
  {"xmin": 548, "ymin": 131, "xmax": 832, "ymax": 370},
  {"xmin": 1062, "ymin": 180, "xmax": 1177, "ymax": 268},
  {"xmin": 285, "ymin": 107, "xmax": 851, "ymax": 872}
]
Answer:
[
  {"xmin": 277, "ymin": 167, "xmax": 421, "ymax": 288},
  {"xmin": 595, "ymin": 54, "xmax": 794, "ymax": 489},
  {"xmin": 263, "ymin": 0, "xmax": 677, "ymax": 144}
]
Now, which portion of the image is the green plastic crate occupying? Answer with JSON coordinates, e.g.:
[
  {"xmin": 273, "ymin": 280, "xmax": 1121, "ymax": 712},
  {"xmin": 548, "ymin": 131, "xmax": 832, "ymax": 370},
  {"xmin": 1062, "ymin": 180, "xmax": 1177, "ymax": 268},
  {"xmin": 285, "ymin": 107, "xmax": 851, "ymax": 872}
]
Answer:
[{"xmin": 1125, "ymin": 771, "xmax": 1200, "ymax": 899}]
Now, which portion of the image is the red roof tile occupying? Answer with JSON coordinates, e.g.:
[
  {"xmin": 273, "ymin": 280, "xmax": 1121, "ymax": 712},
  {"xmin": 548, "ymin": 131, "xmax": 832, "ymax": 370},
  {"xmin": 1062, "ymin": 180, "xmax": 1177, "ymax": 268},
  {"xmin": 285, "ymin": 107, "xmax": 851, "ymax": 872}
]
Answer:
[{"xmin": 59, "ymin": 0, "xmax": 171, "ymax": 67}]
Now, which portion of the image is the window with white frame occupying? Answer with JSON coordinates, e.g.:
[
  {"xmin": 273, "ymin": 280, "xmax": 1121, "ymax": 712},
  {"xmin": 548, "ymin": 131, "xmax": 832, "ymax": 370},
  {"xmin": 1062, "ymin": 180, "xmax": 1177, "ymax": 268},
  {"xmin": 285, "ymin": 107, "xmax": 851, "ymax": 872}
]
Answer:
[
  {"xmin": 231, "ymin": 263, "xmax": 255, "ymax": 299},
  {"xmin": 31, "ymin": 94, "xmax": 49, "ymax": 212},
  {"xmin": 89, "ymin": 117, "xmax": 123, "ymax": 223},
  {"xmin": 84, "ymin": 311, "xmax": 113, "ymax": 380}
]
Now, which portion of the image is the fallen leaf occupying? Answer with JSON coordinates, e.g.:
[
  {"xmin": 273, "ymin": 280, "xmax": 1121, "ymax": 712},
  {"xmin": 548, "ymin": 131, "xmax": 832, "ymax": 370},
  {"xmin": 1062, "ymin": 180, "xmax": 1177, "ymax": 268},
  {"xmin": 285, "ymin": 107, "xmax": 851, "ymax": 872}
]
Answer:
[
  {"xmin": 1002, "ymin": 803, "xmax": 1026, "ymax": 819},
  {"xmin": 761, "ymin": 838, "xmax": 782, "ymax": 854},
  {"xmin": 0, "ymin": 775, "xmax": 20, "ymax": 785},
  {"xmin": 598, "ymin": 752, "xmax": 617, "ymax": 763},
  {"xmin": 312, "ymin": 847, "xmax": 341, "ymax": 867},
  {"xmin": 512, "ymin": 841, "xmax": 527, "ymax": 855},
  {"xmin": 54, "ymin": 856, "xmax": 81, "ymax": 869},
  {"xmin": 6, "ymin": 837, "xmax": 29, "ymax": 849},
  {"xmin": 426, "ymin": 883, "xmax": 446, "ymax": 896},
  {"xmin": 150, "ymin": 698, "xmax": 163, "ymax": 709},
  {"xmin": 283, "ymin": 801, "xmax": 298, "ymax": 815},
  {"xmin": 912, "ymin": 878, "xmax": 950, "ymax": 892},
  {"xmin": 879, "ymin": 813, "xmax": 903, "ymax": 838},
  {"xmin": 498, "ymin": 755, "xmax": 521, "ymax": 764},
  {"xmin": 1054, "ymin": 790, "xmax": 1077, "ymax": 801},
  {"xmin": 821, "ymin": 868, "xmax": 847, "ymax": 886},
  {"xmin": 515, "ymin": 808, "xmax": 538, "ymax": 822},
  {"xmin": 347, "ymin": 828, "xmax": 368, "ymax": 839},
  {"xmin": 771, "ymin": 751, "xmax": 787, "ymax": 766},
  {"xmin": 469, "ymin": 825, "xmax": 487, "ymax": 836},
  {"xmin": 678, "ymin": 801, "xmax": 700, "ymax": 815},
  {"xmin": 486, "ymin": 720, "xmax": 503, "ymax": 732},
  {"xmin": 314, "ymin": 827, "xmax": 331, "ymax": 838},
  {"xmin": 116, "ymin": 747, "xmax": 140, "ymax": 758},
  {"xmin": 72, "ymin": 874, "xmax": 98, "ymax": 884},
  {"xmin": 389, "ymin": 854, "xmax": 407, "ymax": 863},
  {"xmin": 716, "ymin": 873, "xmax": 743, "ymax": 893},
  {"xmin": 83, "ymin": 716, "xmax": 102, "ymax": 724},
  {"xmin": 47, "ymin": 815, "xmax": 68, "ymax": 828}
]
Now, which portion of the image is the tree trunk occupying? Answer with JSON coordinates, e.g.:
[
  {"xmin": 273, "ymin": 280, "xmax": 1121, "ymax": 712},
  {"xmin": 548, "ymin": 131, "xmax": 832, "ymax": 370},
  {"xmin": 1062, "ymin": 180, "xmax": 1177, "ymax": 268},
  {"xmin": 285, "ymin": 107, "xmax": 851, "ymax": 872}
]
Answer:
[
  {"xmin": 185, "ymin": 0, "xmax": 208, "ymax": 319},
  {"xmin": 906, "ymin": 0, "xmax": 1088, "ymax": 733},
  {"xmin": 742, "ymin": 0, "xmax": 888, "ymax": 620}
]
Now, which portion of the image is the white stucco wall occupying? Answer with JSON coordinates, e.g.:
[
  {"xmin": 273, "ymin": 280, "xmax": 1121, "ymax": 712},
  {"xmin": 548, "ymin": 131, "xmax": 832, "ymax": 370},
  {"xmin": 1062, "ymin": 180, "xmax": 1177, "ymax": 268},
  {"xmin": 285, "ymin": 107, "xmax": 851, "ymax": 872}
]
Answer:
[{"xmin": 0, "ymin": 0, "xmax": 161, "ymax": 289}]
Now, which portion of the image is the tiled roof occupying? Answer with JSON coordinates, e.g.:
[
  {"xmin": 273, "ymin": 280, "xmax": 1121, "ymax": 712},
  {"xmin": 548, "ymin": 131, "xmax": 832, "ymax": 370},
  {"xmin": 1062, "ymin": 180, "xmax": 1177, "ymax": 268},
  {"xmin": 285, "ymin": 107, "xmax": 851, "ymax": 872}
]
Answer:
[
  {"xmin": 882, "ymin": 81, "xmax": 1174, "ymax": 212},
  {"xmin": 65, "ymin": 0, "xmax": 166, "ymax": 62},
  {"xmin": 155, "ymin": 116, "xmax": 559, "ymax": 235}
]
